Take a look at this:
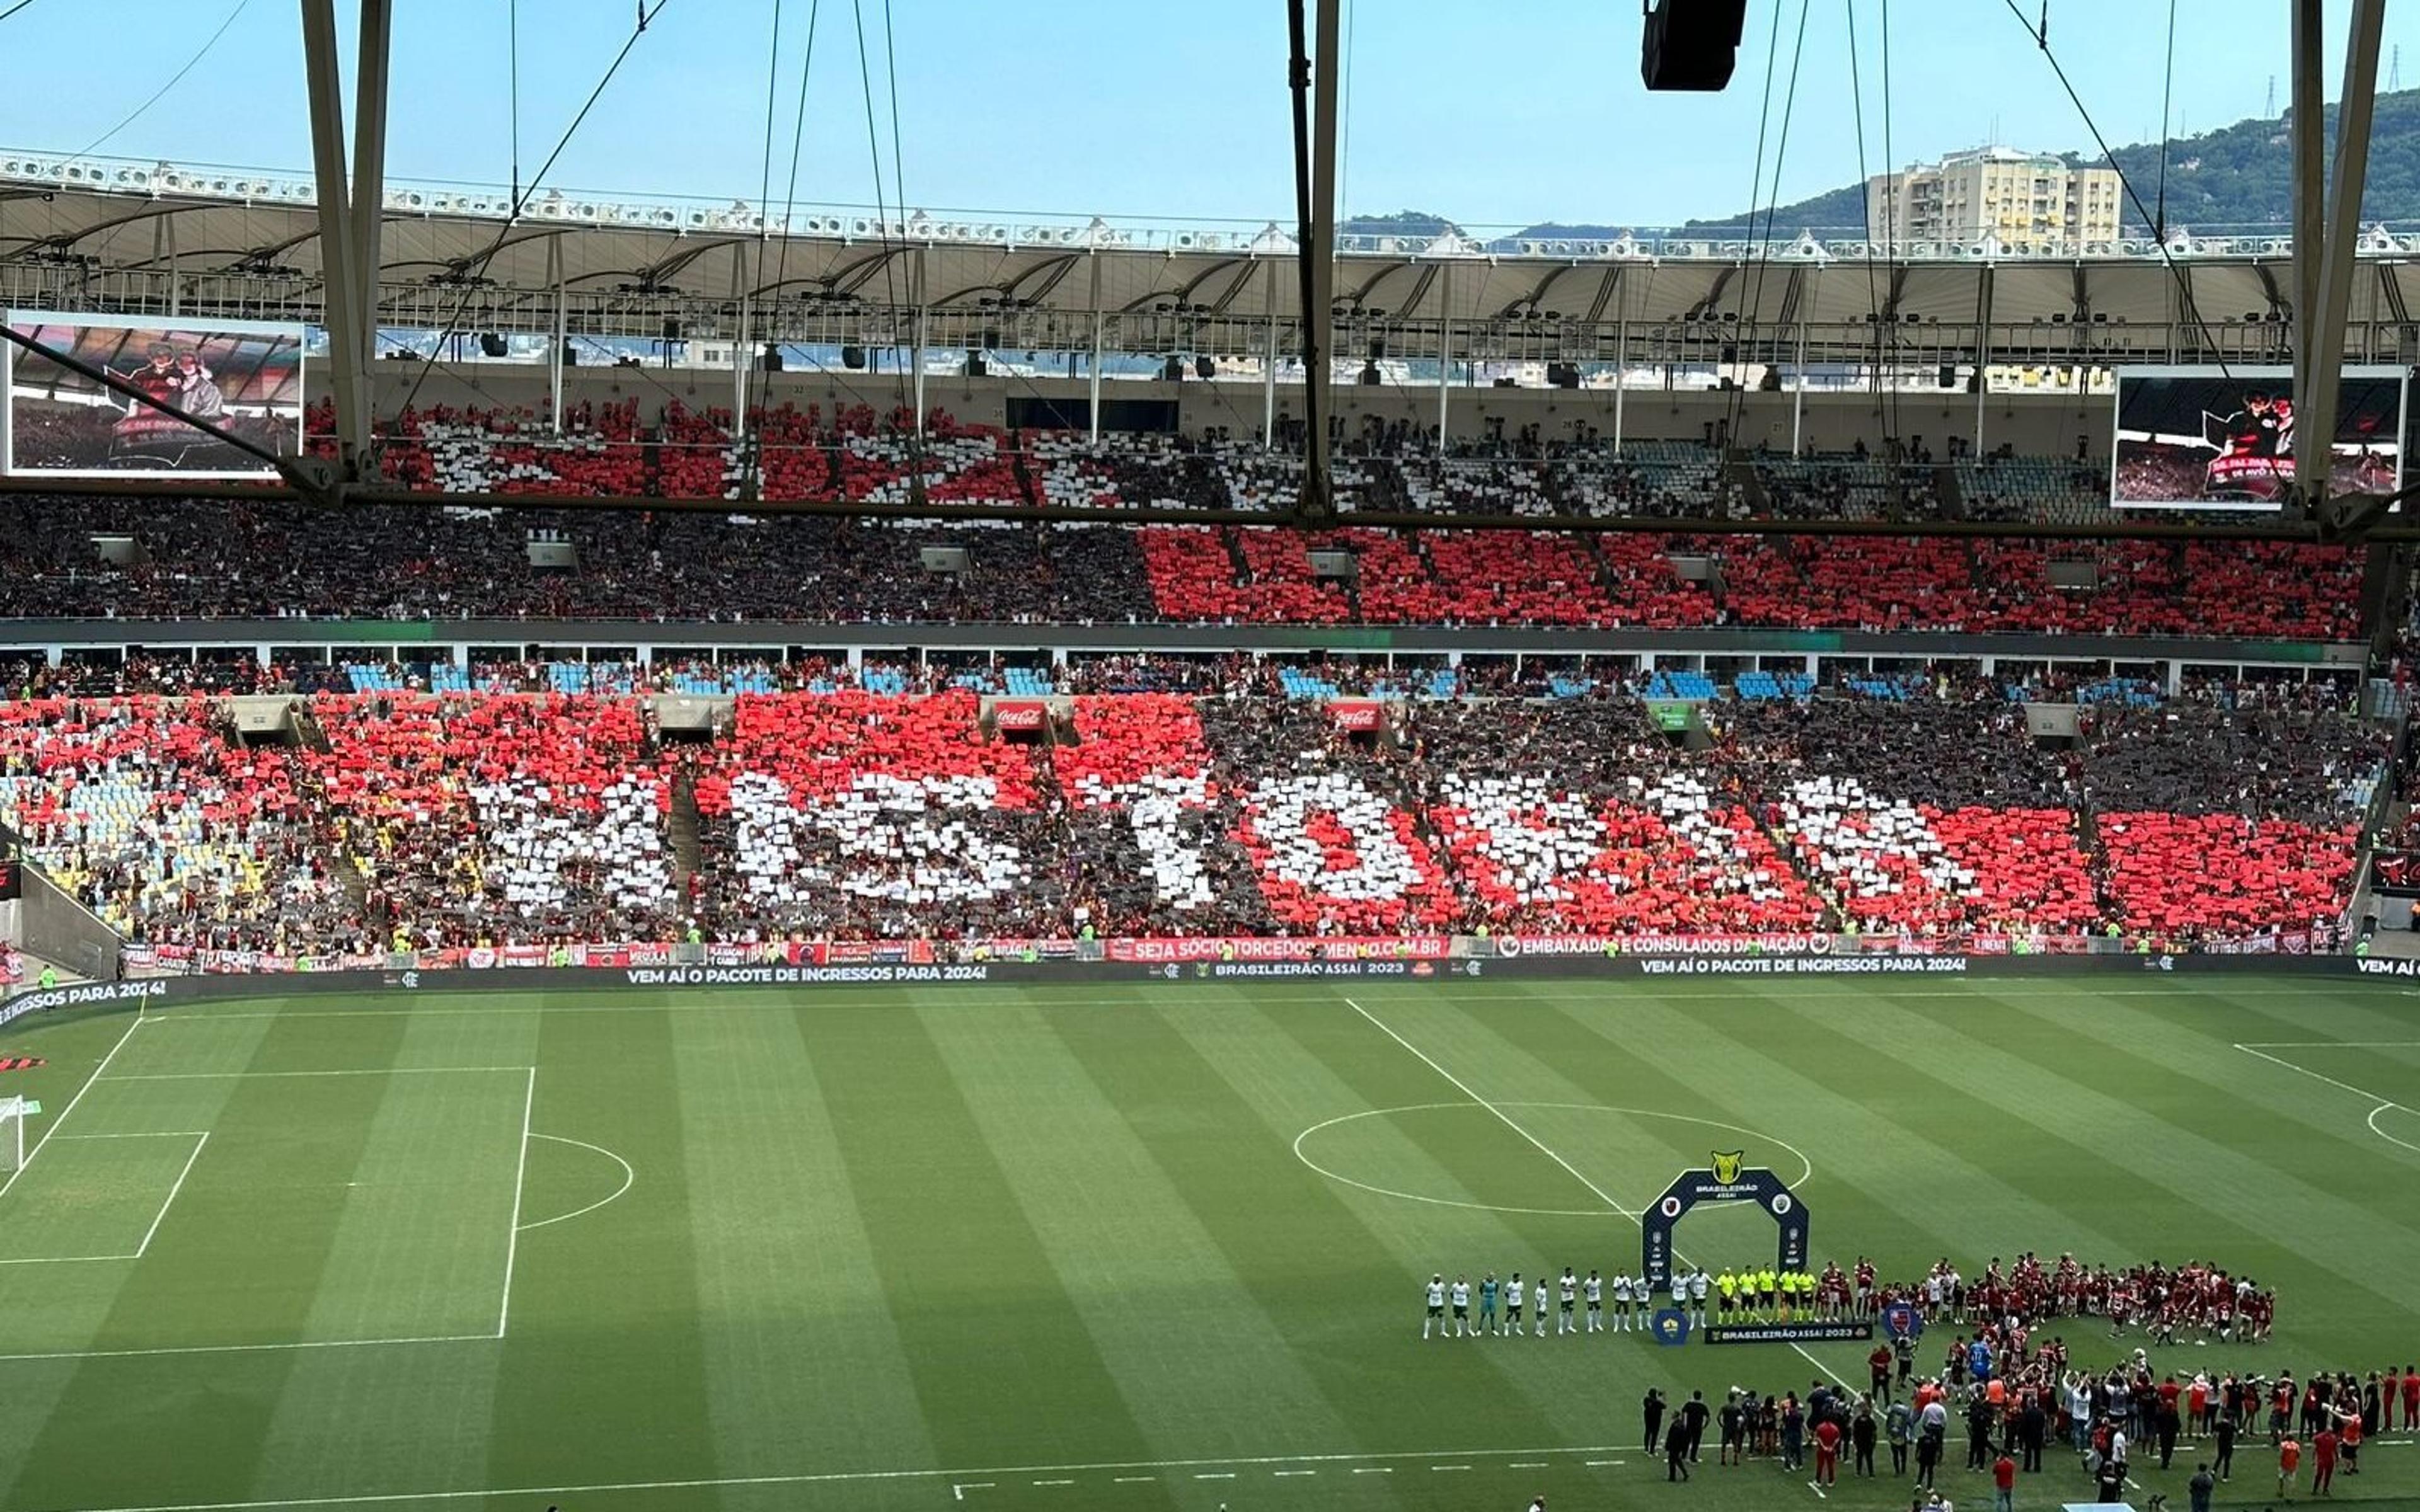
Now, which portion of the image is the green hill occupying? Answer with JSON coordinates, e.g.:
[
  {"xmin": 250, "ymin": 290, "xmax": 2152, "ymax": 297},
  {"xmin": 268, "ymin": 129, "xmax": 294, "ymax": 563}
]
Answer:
[
  {"xmin": 1338, "ymin": 90, "xmax": 2420, "ymax": 245},
  {"xmin": 1681, "ymin": 88, "xmax": 2420, "ymax": 236}
]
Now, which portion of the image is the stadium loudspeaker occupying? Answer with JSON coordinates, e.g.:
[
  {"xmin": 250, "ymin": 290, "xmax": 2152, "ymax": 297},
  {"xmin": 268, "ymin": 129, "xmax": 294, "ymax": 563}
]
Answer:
[
  {"xmin": 1359, "ymin": 361, "xmax": 1383, "ymax": 386},
  {"xmin": 1196, "ymin": 355, "xmax": 1216, "ymax": 380},
  {"xmin": 1548, "ymin": 362, "xmax": 1580, "ymax": 389},
  {"xmin": 661, "ymin": 318, "xmax": 683, "ymax": 343},
  {"xmin": 841, "ymin": 344, "xmax": 867, "ymax": 370},
  {"xmin": 1937, "ymin": 363, "xmax": 1957, "ymax": 389},
  {"xmin": 967, "ymin": 352, "xmax": 988, "ymax": 377},
  {"xmin": 478, "ymin": 333, "xmax": 509, "ymax": 358},
  {"xmin": 761, "ymin": 343, "xmax": 784, "ymax": 372},
  {"xmin": 1368, "ymin": 337, "xmax": 1386, "ymax": 362},
  {"xmin": 1162, "ymin": 355, "xmax": 1187, "ymax": 382},
  {"xmin": 1641, "ymin": 0, "xmax": 1747, "ymax": 91},
  {"xmin": 563, "ymin": 346, "xmax": 578, "ymax": 366}
]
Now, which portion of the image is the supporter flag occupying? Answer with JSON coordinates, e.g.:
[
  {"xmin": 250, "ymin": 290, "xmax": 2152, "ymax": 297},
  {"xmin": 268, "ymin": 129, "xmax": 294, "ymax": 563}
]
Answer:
[{"xmin": 1882, "ymin": 1301, "xmax": 1920, "ymax": 1341}]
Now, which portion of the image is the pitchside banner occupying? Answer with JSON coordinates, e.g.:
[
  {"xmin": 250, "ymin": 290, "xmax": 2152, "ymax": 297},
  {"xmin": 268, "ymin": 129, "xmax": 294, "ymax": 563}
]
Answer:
[
  {"xmin": 3, "ymin": 312, "xmax": 305, "ymax": 479},
  {"xmin": 2110, "ymin": 365, "xmax": 2406, "ymax": 510}
]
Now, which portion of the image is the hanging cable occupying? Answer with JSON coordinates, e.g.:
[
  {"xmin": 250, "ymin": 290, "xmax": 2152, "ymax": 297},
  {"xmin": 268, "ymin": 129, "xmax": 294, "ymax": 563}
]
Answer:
[
  {"xmin": 69, "ymin": 0, "xmax": 250, "ymax": 161},
  {"xmin": 509, "ymin": 0, "xmax": 522, "ymax": 206},
  {"xmin": 2154, "ymin": 0, "xmax": 2177, "ymax": 240},
  {"xmin": 377, "ymin": 0, "xmax": 679, "ymax": 473},
  {"xmin": 1997, "ymin": 0, "xmax": 2228, "ymax": 379},
  {"xmin": 1845, "ymin": 0, "xmax": 1899, "ymax": 489},
  {"xmin": 747, "ymin": 0, "xmax": 827, "ymax": 503},
  {"xmin": 757, "ymin": 0, "xmax": 785, "ymax": 219},
  {"xmin": 1725, "ymin": 0, "xmax": 1811, "ymax": 451},
  {"xmin": 0, "ymin": 1, "xmax": 45, "ymax": 25},
  {"xmin": 850, "ymin": 0, "xmax": 913, "ymax": 437}
]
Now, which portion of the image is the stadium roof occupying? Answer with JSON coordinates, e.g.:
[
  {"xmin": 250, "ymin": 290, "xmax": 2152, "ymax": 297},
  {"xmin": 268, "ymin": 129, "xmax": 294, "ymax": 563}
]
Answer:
[{"xmin": 8, "ymin": 151, "xmax": 2420, "ymax": 357}]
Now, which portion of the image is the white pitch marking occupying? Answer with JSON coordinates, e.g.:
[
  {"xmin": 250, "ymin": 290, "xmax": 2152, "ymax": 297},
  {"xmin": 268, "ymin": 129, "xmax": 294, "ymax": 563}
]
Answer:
[
  {"xmin": 122, "ymin": 979, "xmax": 2379, "ymax": 1025},
  {"xmin": 2236, "ymin": 1040, "xmax": 2420, "ymax": 1049},
  {"xmin": 0, "ymin": 1431, "xmax": 1627, "ymax": 1509},
  {"xmin": 1194, "ymin": 1473, "xmax": 1236, "ymax": 1480},
  {"xmin": 1509, "ymin": 1462, "xmax": 1548, "ymax": 1469},
  {"xmin": 101, "ymin": 1067, "xmax": 537, "ymax": 1080},
  {"xmin": 514, "ymin": 1133, "xmax": 635, "ymax": 1232},
  {"xmin": 1031, "ymin": 1479, "xmax": 1073, "ymax": 1486},
  {"xmin": 1272, "ymin": 1470, "xmax": 1315, "ymax": 1477},
  {"xmin": 1293, "ymin": 1101, "xmax": 1814, "ymax": 1218},
  {"xmin": 132, "ymin": 1133, "xmax": 208, "ymax": 1257},
  {"xmin": 1112, "ymin": 1475, "xmax": 1156, "ymax": 1482},
  {"xmin": 2234, "ymin": 1043, "xmax": 2420, "ymax": 1154},
  {"xmin": 0, "ymin": 1130, "xmax": 210, "ymax": 1266},
  {"xmin": 495, "ymin": 1068, "xmax": 536, "ymax": 1338},
  {"xmin": 1807, "ymin": 1480, "xmax": 1828, "ymax": 1499},
  {"xmin": 1584, "ymin": 1460, "xmax": 1627, "ymax": 1467},
  {"xmin": 52, "ymin": 1131, "xmax": 212, "ymax": 1140},
  {"xmin": 0, "ymin": 1332, "xmax": 496, "ymax": 1365},
  {"xmin": 0, "ymin": 1014, "xmax": 143, "ymax": 1201},
  {"xmin": 1352, "ymin": 1467, "xmax": 1393, "ymax": 1475},
  {"xmin": 1431, "ymin": 1465, "xmax": 1472, "ymax": 1472},
  {"xmin": 1343, "ymin": 997, "xmax": 1855, "ymax": 1391}
]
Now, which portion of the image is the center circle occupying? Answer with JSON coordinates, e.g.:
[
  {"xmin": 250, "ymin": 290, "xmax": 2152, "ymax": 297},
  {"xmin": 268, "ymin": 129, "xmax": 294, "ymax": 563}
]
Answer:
[{"xmin": 1291, "ymin": 1102, "xmax": 1814, "ymax": 1217}]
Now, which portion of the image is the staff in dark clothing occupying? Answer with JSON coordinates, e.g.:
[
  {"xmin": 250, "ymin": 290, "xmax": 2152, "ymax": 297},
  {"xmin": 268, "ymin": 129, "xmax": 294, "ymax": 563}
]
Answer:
[
  {"xmin": 1666, "ymin": 1418, "xmax": 1693, "ymax": 1481},
  {"xmin": 1644, "ymin": 1389, "xmax": 1667, "ymax": 1456},
  {"xmin": 2214, "ymin": 1411, "xmax": 2237, "ymax": 1480},
  {"xmin": 1682, "ymin": 1390, "xmax": 1711, "ymax": 1462},
  {"xmin": 2158, "ymin": 1398, "xmax": 2182, "ymax": 1469},
  {"xmin": 2019, "ymin": 1399, "xmax": 2047, "ymax": 1473},
  {"xmin": 1968, "ymin": 1399, "xmax": 1995, "ymax": 1470},
  {"xmin": 1853, "ymin": 1404, "xmax": 1879, "ymax": 1476}
]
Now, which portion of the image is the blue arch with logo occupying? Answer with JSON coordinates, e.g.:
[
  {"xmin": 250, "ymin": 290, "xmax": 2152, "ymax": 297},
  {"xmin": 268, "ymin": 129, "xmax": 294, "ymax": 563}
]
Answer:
[{"xmin": 1640, "ymin": 1166, "xmax": 1809, "ymax": 1292}]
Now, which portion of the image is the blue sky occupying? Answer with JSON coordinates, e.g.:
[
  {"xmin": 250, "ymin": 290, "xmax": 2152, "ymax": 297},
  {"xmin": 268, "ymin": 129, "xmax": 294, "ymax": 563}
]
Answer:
[{"xmin": 0, "ymin": 1, "xmax": 2400, "ymax": 229}]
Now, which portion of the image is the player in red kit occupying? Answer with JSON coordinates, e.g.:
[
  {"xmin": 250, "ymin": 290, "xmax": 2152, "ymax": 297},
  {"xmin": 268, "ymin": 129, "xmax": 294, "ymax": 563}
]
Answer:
[{"xmin": 2402, "ymin": 1366, "xmax": 2417, "ymax": 1433}]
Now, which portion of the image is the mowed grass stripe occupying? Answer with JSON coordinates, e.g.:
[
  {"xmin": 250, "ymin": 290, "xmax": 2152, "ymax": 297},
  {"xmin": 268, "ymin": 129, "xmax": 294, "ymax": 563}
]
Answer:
[
  {"xmin": 1957, "ymin": 982, "xmax": 2420, "ymax": 1206},
  {"xmin": 1524, "ymin": 983, "xmax": 2144, "ymax": 1271},
  {"xmin": 0, "ymin": 1013, "xmax": 191, "ymax": 1509},
  {"xmin": 1, "ymin": 1006, "xmax": 416, "ymax": 1512},
  {"xmin": 241, "ymin": 1006, "xmax": 539, "ymax": 1506},
  {"xmin": 1835, "ymin": 981, "xmax": 2420, "ymax": 1305},
  {"xmin": 929, "ymin": 997, "xmax": 1366, "ymax": 1466},
  {"xmin": 1189, "ymin": 994, "xmax": 1707, "ymax": 1456},
  {"xmin": 670, "ymin": 997, "xmax": 937, "ymax": 1477},
  {"xmin": 795, "ymin": 998, "xmax": 1173, "ymax": 1481},
  {"xmin": 485, "ymin": 996, "xmax": 720, "ymax": 1497}
]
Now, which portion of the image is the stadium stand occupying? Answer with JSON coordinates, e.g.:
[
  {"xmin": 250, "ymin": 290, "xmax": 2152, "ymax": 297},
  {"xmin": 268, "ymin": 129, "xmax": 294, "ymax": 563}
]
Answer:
[{"xmin": 1, "ymin": 671, "xmax": 2384, "ymax": 964}]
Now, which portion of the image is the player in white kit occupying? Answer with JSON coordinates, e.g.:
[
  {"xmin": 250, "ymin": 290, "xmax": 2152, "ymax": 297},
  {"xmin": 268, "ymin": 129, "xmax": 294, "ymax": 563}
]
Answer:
[
  {"xmin": 1449, "ymin": 1276, "xmax": 1472, "ymax": 1337},
  {"xmin": 1584, "ymin": 1269, "xmax": 1605, "ymax": 1332},
  {"xmin": 1504, "ymin": 1273, "xmax": 1525, "ymax": 1337},
  {"xmin": 1424, "ymin": 1274, "xmax": 1446, "ymax": 1339},
  {"xmin": 1612, "ymin": 1271, "xmax": 1634, "ymax": 1330}
]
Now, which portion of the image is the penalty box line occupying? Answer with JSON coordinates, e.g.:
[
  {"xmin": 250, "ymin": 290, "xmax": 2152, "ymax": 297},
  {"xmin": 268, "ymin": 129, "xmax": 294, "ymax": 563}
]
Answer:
[{"xmin": 1340, "ymin": 996, "xmax": 1855, "ymax": 1392}]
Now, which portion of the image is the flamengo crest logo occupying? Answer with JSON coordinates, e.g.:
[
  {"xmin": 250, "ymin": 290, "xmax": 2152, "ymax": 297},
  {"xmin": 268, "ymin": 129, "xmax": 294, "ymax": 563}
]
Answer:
[{"xmin": 1710, "ymin": 1149, "xmax": 1745, "ymax": 1184}]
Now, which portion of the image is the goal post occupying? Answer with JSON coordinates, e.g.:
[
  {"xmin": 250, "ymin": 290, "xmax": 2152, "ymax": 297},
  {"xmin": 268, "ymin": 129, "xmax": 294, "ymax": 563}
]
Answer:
[{"xmin": 0, "ymin": 1096, "xmax": 28, "ymax": 1176}]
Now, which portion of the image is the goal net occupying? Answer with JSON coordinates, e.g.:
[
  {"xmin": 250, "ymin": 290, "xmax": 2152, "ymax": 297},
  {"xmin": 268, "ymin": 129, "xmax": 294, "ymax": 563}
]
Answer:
[{"xmin": 0, "ymin": 1096, "xmax": 26, "ymax": 1177}]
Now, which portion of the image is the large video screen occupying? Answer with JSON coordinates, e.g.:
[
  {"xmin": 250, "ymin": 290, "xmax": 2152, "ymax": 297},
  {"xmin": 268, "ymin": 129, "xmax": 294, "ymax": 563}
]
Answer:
[
  {"xmin": 3, "ymin": 312, "xmax": 304, "ymax": 479},
  {"xmin": 2111, "ymin": 365, "xmax": 2406, "ymax": 510}
]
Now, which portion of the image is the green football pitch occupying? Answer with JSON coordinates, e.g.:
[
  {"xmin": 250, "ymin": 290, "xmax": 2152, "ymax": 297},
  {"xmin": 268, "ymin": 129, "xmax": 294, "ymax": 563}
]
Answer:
[{"xmin": 1, "ymin": 975, "xmax": 2417, "ymax": 1512}]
